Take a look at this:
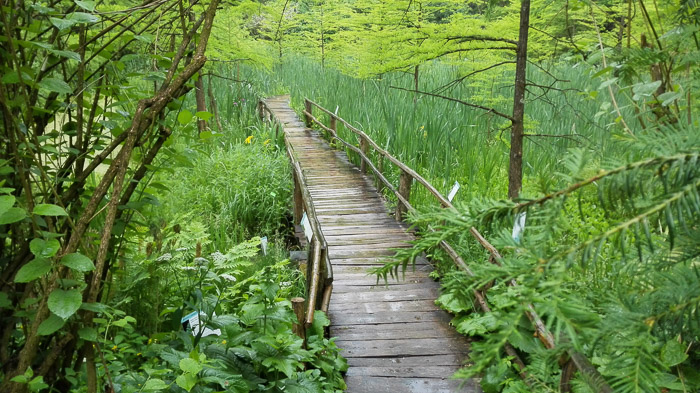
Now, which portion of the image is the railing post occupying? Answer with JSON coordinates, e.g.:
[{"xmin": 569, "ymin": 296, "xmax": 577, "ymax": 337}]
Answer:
[
  {"xmin": 292, "ymin": 172, "xmax": 303, "ymax": 225},
  {"xmin": 359, "ymin": 136, "xmax": 369, "ymax": 174},
  {"xmin": 257, "ymin": 101, "xmax": 265, "ymax": 121},
  {"xmin": 304, "ymin": 99, "xmax": 313, "ymax": 127},
  {"xmin": 396, "ymin": 169, "xmax": 412, "ymax": 220},
  {"xmin": 291, "ymin": 297, "xmax": 306, "ymax": 342},
  {"xmin": 376, "ymin": 155, "xmax": 384, "ymax": 193}
]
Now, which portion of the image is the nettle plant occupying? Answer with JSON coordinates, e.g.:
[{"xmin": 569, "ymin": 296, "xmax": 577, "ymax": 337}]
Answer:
[{"xmin": 101, "ymin": 235, "xmax": 347, "ymax": 393}]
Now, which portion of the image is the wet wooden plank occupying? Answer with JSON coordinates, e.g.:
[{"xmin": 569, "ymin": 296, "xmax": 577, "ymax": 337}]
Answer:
[{"xmin": 329, "ymin": 310, "xmax": 452, "ymax": 325}]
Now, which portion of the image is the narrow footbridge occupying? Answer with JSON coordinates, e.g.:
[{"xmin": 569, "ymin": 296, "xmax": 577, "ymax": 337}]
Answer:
[{"xmin": 259, "ymin": 96, "xmax": 477, "ymax": 393}]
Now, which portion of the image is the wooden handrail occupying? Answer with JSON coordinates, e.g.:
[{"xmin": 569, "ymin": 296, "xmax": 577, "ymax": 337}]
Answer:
[
  {"xmin": 258, "ymin": 98, "xmax": 333, "ymax": 328},
  {"xmin": 300, "ymin": 97, "xmax": 613, "ymax": 392}
]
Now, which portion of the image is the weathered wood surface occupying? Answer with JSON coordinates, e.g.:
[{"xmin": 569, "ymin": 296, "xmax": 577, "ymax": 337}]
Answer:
[{"xmin": 264, "ymin": 96, "xmax": 478, "ymax": 393}]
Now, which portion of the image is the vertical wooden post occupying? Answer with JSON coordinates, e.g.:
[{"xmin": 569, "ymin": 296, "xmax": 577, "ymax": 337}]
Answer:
[
  {"xmin": 304, "ymin": 99, "xmax": 313, "ymax": 127},
  {"xmin": 329, "ymin": 116, "xmax": 337, "ymax": 135},
  {"xmin": 257, "ymin": 101, "xmax": 264, "ymax": 121},
  {"xmin": 376, "ymin": 155, "xmax": 384, "ymax": 193},
  {"xmin": 291, "ymin": 297, "xmax": 306, "ymax": 342},
  {"xmin": 292, "ymin": 172, "xmax": 303, "ymax": 225},
  {"xmin": 359, "ymin": 136, "xmax": 369, "ymax": 174},
  {"xmin": 395, "ymin": 169, "xmax": 412, "ymax": 221}
]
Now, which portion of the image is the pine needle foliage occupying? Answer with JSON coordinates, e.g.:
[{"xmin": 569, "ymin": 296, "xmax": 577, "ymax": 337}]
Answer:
[{"xmin": 378, "ymin": 125, "xmax": 700, "ymax": 392}]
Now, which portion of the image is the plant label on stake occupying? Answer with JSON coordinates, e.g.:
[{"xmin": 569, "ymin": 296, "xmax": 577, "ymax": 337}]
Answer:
[
  {"xmin": 448, "ymin": 181, "xmax": 461, "ymax": 202},
  {"xmin": 512, "ymin": 212, "xmax": 527, "ymax": 244},
  {"xmin": 260, "ymin": 236, "xmax": 268, "ymax": 255},
  {"xmin": 181, "ymin": 311, "xmax": 221, "ymax": 337},
  {"xmin": 301, "ymin": 212, "xmax": 313, "ymax": 241}
]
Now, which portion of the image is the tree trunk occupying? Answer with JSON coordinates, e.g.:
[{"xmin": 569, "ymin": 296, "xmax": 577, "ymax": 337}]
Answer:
[
  {"xmin": 507, "ymin": 0, "xmax": 530, "ymax": 200},
  {"xmin": 195, "ymin": 75, "xmax": 207, "ymax": 133}
]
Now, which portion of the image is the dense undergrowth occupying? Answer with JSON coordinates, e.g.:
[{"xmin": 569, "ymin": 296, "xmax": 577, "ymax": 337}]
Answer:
[{"xmin": 226, "ymin": 51, "xmax": 700, "ymax": 392}]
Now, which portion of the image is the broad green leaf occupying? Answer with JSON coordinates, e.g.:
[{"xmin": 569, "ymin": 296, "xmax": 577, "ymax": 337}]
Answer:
[
  {"xmin": 0, "ymin": 207, "xmax": 26, "ymax": 225},
  {"xmin": 28, "ymin": 376, "xmax": 48, "ymax": 392},
  {"xmin": 67, "ymin": 12, "xmax": 99, "ymax": 24},
  {"xmin": 33, "ymin": 203, "xmax": 68, "ymax": 216},
  {"xmin": 47, "ymin": 289, "xmax": 82, "ymax": 320},
  {"xmin": 143, "ymin": 378, "xmax": 169, "ymax": 391},
  {"xmin": 177, "ymin": 110, "xmax": 193, "ymax": 125},
  {"xmin": 61, "ymin": 253, "xmax": 94, "ymax": 272},
  {"xmin": 78, "ymin": 327, "xmax": 98, "ymax": 341},
  {"xmin": 38, "ymin": 79, "xmax": 72, "ymax": 95},
  {"xmin": 37, "ymin": 313, "xmax": 66, "ymax": 336},
  {"xmin": 175, "ymin": 373, "xmax": 196, "ymax": 392},
  {"xmin": 14, "ymin": 258, "xmax": 51, "ymax": 283},
  {"xmin": 74, "ymin": 0, "xmax": 96, "ymax": 11},
  {"xmin": 30, "ymin": 238, "xmax": 60, "ymax": 258},
  {"xmin": 50, "ymin": 17, "xmax": 77, "ymax": 30},
  {"xmin": 194, "ymin": 111, "xmax": 213, "ymax": 121},
  {"xmin": 661, "ymin": 339, "xmax": 688, "ymax": 367},
  {"xmin": 0, "ymin": 195, "xmax": 16, "ymax": 216},
  {"xmin": 179, "ymin": 358, "xmax": 202, "ymax": 374},
  {"xmin": 632, "ymin": 80, "xmax": 662, "ymax": 100},
  {"xmin": 658, "ymin": 91, "xmax": 682, "ymax": 106},
  {"xmin": 2, "ymin": 71, "xmax": 19, "ymax": 84}
]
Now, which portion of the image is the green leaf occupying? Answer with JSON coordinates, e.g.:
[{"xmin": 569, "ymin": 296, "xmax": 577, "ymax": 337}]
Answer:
[
  {"xmin": 33, "ymin": 203, "xmax": 68, "ymax": 216},
  {"xmin": 658, "ymin": 91, "xmax": 682, "ymax": 106},
  {"xmin": 175, "ymin": 373, "xmax": 197, "ymax": 392},
  {"xmin": 30, "ymin": 238, "xmax": 60, "ymax": 258},
  {"xmin": 179, "ymin": 358, "xmax": 202, "ymax": 374},
  {"xmin": 61, "ymin": 253, "xmax": 94, "ymax": 272},
  {"xmin": 1, "ymin": 71, "xmax": 19, "ymax": 84},
  {"xmin": 38, "ymin": 79, "xmax": 72, "ymax": 95},
  {"xmin": 47, "ymin": 289, "xmax": 82, "ymax": 320},
  {"xmin": 0, "ymin": 207, "xmax": 26, "ymax": 225},
  {"xmin": 194, "ymin": 111, "xmax": 213, "ymax": 121},
  {"xmin": 0, "ymin": 292, "xmax": 11, "ymax": 309},
  {"xmin": 74, "ymin": 0, "xmax": 96, "ymax": 11},
  {"xmin": 49, "ymin": 17, "xmax": 77, "ymax": 30},
  {"xmin": 37, "ymin": 313, "xmax": 66, "ymax": 335},
  {"xmin": 0, "ymin": 195, "xmax": 15, "ymax": 216},
  {"xmin": 14, "ymin": 258, "xmax": 52, "ymax": 283},
  {"xmin": 632, "ymin": 81, "xmax": 662, "ymax": 100},
  {"xmin": 28, "ymin": 375, "xmax": 49, "ymax": 392},
  {"xmin": 177, "ymin": 110, "xmax": 193, "ymax": 125},
  {"xmin": 143, "ymin": 378, "xmax": 169, "ymax": 391},
  {"xmin": 67, "ymin": 12, "xmax": 99, "ymax": 24},
  {"xmin": 78, "ymin": 327, "xmax": 98, "ymax": 341},
  {"xmin": 661, "ymin": 339, "xmax": 688, "ymax": 367}
]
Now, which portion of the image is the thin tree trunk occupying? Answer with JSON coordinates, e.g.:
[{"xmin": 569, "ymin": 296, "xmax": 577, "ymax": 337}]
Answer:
[{"xmin": 508, "ymin": 0, "xmax": 530, "ymax": 199}]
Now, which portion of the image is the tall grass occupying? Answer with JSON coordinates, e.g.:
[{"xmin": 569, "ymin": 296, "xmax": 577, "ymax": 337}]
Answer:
[{"xmin": 206, "ymin": 57, "xmax": 641, "ymax": 213}]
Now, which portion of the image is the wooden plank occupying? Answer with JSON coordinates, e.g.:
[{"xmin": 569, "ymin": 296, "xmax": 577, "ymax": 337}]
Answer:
[
  {"xmin": 330, "ymin": 287, "xmax": 440, "ymax": 303},
  {"xmin": 344, "ymin": 376, "xmax": 477, "ymax": 393},
  {"xmin": 329, "ymin": 299, "xmax": 440, "ymax": 314},
  {"xmin": 331, "ymin": 322, "xmax": 463, "ymax": 341},
  {"xmin": 346, "ymin": 365, "xmax": 464, "ymax": 378},
  {"xmin": 344, "ymin": 354, "xmax": 465, "ymax": 367},
  {"xmin": 329, "ymin": 310, "xmax": 452, "ymax": 325},
  {"xmin": 336, "ymin": 337, "xmax": 469, "ymax": 357}
]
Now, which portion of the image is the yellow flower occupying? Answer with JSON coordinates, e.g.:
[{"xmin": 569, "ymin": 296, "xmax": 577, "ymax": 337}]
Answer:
[
  {"xmin": 263, "ymin": 139, "xmax": 271, "ymax": 146},
  {"xmin": 244, "ymin": 135, "xmax": 253, "ymax": 144},
  {"xmin": 112, "ymin": 345, "xmax": 117, "ymax": 351},
  {"xmin": 222, "ymin": 340, "xmax": 227, "ymax": 345},
  {"xmin": 147, "ymin": 338, "xmax": 152, "ymax": 345},
  {"xmin": 137, "ymin": 352, "xmax": 142, "ymax": 356}
]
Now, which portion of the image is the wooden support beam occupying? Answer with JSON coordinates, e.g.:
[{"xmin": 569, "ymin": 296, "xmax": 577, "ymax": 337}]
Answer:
[
  {"xmin": 359, "ymin": 136, "xmax": 369, "ymax": 174},
  {"xmin": 292, "ymin": 297, "xmax": 306, "ymax": 343},
  {"xmin": 304, "ymin": 99, "xmax": 313, "ymax": 127}
]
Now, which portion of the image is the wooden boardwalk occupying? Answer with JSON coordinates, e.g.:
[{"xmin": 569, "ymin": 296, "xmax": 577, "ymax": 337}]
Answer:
[{"xmin": 264, "ymin": 96, "xmax": 477, "ymax": 393}]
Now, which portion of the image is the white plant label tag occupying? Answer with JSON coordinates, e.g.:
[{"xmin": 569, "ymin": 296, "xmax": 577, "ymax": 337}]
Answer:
[
  {"xmin": 512, "ymin": 212, "xmax": 527, "ymax": 244},
  {"xmin": 447, "ymin": 181, "xmax": 461, "ymax": 202},
  {"xmin": 181, "ymin": 311, "xmax": 221, "ymax": 337},
  {"xmin": 260, "ymin": 236, "xmax": 268, "ymax": 255},
  {"xmin": 301, "ymin": 212, "xmax": 313, "ymax": 241}
]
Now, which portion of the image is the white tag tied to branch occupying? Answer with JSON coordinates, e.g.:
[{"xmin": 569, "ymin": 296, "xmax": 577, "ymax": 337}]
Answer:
[
  {"xmin": 447, "ymin": 181, "xmax": 461, "ymax": 202},
  {"xmin": 301, "ymin": 212, "xmax": 313, "ymax": 241},
  {"xmin": 512, "ymin": 212, "xmax": 527, "ymax": 244},
  {"xmin": 260, "ymin": 236, "xmax": 268, "ymax": 255}
]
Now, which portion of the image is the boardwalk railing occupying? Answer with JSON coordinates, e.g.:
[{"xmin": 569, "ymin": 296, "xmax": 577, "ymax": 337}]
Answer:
[
  {"xmin": 258, "ymin": 99, "xmax": 333, "ymax": 330},
  {"xmin": 301, "ymin": 98, "xmax": 612, "ymax": 392}
]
